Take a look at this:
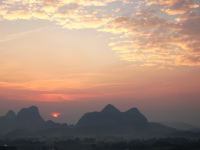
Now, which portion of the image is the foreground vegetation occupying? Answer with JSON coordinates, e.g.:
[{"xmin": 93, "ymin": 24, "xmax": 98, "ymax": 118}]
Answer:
[{"xmin": 0, "ymin": 137, "xmax": 200, "ymax": 150}]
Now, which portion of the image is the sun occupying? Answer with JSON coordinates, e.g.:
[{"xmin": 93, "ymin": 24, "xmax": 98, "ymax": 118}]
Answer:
[{"xmin": 51, "ymin": 112, "xmax": 61, "ymax": 118}]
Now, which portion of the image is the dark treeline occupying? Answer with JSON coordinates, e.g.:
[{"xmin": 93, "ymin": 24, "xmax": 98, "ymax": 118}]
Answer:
[{"xmin": 0, "ymin": 138, "xmax": 200, "ymax": 150}]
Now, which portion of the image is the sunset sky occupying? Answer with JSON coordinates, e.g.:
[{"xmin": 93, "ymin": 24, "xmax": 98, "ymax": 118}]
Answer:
[{"xmin": 0, "ymin": 0, "xmax": 200, "ymax": 126}]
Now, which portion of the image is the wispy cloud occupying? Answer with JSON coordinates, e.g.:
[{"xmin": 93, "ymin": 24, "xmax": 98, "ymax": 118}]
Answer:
[
  {"xmin": 0, "ymin": 27, "xmax": 47, "ymax": 43},
  {"xmin": 0, "ymin": 0, "xmax": 200, "ymax": 66}
]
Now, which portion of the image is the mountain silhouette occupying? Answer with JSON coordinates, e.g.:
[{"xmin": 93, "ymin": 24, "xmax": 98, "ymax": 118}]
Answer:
[
  {"xmin": 101, "ymin": 104, "xmax": 121, "ymax": 113},
  {"xmin": 123, "ymin": 107, "xmax": 148, "ymax": 126},
  {"xmin": 0, "ymin": 104, "xmax": 183, "ymax": 138},
  {"xmin": 0, "ymin": 110, "xmax": 17, "ymax": 135},
  {"xmin": 17, "ymin": 106, "xmax": 44, "ymax": 122},
  {"xmin": 0, "ymin": 106, "xmax": 66, "ymax": 137},
  {"xmin": 5, "ymin": 110, "xmax": 16, "ymax": 119},
  {"xmin": 77, "ymin": 104, "xmax": 148, "ymax": 128},
  {"xmin": 16, "ymin": 106, "xmax": 45, "ymax": 130},
  {"xmin": 77, "ymin": 104, "xmax": 123, "ymax": 128},
  {"xmin": 75, "ymin": 104, "xmax": 176, "ymax": 137}
]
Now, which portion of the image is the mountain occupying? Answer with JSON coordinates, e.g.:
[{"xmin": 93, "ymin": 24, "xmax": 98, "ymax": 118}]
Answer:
[
  {"xmin": 16, "ymin": 106, "xmax": 45, "ymax": 130},
  {"xmin": 0, "ymin": 106, "xmax": 67, "ymax": 137},
  {"xmin": 101, "ymin": 104, "xmax": 121, "ymax": 113},
  {"xmin": 5, "ymin": 110, "xmax": 16, "ymax": 119},
  {"xmin": 123, "ymin": 107, "xmax": 148, "ymax": 126},
  {"xmin": 76, "ymin": 104, "xmax": 175, "ymax": 138},
  {"xmin": 1, "ymin": 104, "xmax": 197, "ymax": 139},
  {"xmin": 0, "ymin": 110, "xmax": 17, "ymax": 135},
  {"xmin": 77, "ymin": 104, "xmax": 122, "ymax": 128},
  {"xmin": 162, "ymin": 122, "xmax": 200, "ymax": 131},
  {"xmin": 77, "ymin": 104, "xmax": 148, "ymax": 128}
]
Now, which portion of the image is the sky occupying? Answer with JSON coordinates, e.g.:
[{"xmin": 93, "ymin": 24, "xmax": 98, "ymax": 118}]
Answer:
[{"xmin": 0, "ymin": 0, "xmax": 200, "ymax": 126}]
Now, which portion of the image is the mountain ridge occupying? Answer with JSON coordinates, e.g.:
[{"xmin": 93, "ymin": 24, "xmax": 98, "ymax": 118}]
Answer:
[
  {"xmin": 101, "ymin": 104, "xmax": 121, "ymax": 113},
  {"xmin": 0, "ymin": 104, "xmax": 189, "ymax": 139}
]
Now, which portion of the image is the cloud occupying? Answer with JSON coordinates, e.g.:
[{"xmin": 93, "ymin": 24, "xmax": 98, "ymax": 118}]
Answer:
[
  {"xmin": 103, "ymin": 0, "xmax": 200, "ymax": 66},
  {"xmin": 148, "ymin": 0, "xmax": 199, "ymax": 15},
  {"xmin": 0, "ymin": 0, "xmax": 200, "ymax": 66},
  {"xmin": 0, "ymin": 27, "xmax": 46, "ymax": 43},
  {"xmin": 176, "ymin": 55, "xmax": 200, "ymax": 66}
]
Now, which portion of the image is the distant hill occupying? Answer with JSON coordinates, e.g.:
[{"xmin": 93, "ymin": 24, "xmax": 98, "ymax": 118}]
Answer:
[
  {"xmin": 1, "ymin": 104, "xmax": 199, "ymax": 139},
  {"xmin": 77, "ymin": 104, "xmax": 148, "ymax": 128},
  {"xmin": 75, "ymin": 104, "xmax": 176, "ymax": 138},
  {"xmin": 162, "ymin": 122, "xmax": 200, "ymax": 131},
  {"xmin": 0, "ymin": 106, "xmax": 68, "ymax": 137}
]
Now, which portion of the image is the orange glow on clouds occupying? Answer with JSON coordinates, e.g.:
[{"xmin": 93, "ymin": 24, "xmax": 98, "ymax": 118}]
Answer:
[{"xmin": 51, "ymin": 112, "xmax": 61, "ymax": 118}]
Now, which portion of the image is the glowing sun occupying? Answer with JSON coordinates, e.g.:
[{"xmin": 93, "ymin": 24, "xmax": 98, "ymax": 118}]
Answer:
[{"xmin": 51, "ymin": 112, "xmax": 61, "ymax": 118}]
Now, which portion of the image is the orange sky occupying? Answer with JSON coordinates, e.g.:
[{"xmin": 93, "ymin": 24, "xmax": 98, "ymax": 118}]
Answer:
[{"xmin": 0, "ymin": 0, "xmax": 200, "ymax": 126}]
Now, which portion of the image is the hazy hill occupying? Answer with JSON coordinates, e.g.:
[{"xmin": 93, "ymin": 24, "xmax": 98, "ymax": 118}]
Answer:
[
  {"xmin": 75, "ymin": 104, "xmax": 176, "ymax": 138},
  {"xmin": 162, "ymin": 122, "xmax": 200, "ymax": 131},
  {"xmin": 1, "ymin": 104, "xmax": 197, "ymax": 139},
  {"xmin": 77, "ymin": 104, "xmax": 148, "ymax": 128},
  {"xmin": 0, "ymin": 106, "xmax": 68, "ymax": 137}
]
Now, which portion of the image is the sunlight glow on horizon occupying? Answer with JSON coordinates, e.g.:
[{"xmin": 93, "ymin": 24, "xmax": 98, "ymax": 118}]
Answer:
[{"xmin": 51, "ymin": 112, "xmax": 61, "ymax": 118}]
